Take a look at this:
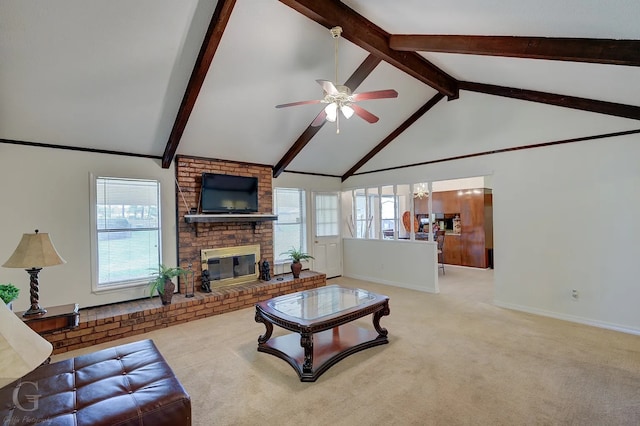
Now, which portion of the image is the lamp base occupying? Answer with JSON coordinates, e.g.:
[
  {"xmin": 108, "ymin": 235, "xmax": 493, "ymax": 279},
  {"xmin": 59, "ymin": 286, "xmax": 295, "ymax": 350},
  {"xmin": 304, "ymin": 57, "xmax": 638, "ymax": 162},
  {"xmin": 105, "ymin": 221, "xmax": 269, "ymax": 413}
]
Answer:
[{"xmin": 23, "ymin": 306, "xmax": 47, "ymax": 317}]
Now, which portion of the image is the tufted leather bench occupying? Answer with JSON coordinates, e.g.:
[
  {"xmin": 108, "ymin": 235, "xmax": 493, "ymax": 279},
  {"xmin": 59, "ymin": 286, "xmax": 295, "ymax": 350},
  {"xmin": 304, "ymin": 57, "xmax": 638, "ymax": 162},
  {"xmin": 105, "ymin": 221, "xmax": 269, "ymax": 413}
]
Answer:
[{"xmin": 0, "ymin": 339, "xmax": 191, "ymax": 425}]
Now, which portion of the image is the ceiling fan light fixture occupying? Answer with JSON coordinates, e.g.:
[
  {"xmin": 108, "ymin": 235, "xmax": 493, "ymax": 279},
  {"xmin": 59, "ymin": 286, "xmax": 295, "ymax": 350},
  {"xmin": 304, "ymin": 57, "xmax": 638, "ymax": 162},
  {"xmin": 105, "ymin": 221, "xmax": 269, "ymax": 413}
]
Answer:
[
  {"xmin": 341, "ymin": 104, "xmax": 354, "ymax": 119},
  {"xmin": 325, "ymin": 102, "xmax": 338, "ymax": 122},
  {"xmin": 275, "ymin": 25, "xmax": 397, "ymax": 132}
]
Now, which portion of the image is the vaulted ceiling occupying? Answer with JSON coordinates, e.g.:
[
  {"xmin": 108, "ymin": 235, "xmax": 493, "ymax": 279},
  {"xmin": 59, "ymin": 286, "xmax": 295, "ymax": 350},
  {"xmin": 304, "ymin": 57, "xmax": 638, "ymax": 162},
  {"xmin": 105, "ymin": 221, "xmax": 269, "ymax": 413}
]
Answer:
[{"xmin": 2, "ymin": 0, "xmax": 639, "ymax": 182}]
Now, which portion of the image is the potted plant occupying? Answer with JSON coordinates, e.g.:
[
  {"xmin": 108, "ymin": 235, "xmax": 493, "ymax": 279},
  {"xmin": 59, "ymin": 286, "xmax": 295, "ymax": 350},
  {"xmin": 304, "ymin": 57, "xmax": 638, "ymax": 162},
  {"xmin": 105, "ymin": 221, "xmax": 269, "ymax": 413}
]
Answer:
[
  {"xmin": 149, "ymin": 264, "xmax": 187, "ymax": 305},
  {"xmin": 280, "ymin": 247, "xmax": 314, "ymax": 279},
  {"xmin": 0, "ymin": 283, "xmax": 20, "ymax": 310}
]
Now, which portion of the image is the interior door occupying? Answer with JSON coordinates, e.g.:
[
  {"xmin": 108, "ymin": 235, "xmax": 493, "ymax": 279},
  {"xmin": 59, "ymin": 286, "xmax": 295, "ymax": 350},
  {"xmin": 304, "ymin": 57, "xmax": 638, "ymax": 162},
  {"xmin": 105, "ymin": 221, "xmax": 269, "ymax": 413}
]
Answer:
[{"xmin": 312, "ymin": 192, "xmax": 342, "ymax": 278}]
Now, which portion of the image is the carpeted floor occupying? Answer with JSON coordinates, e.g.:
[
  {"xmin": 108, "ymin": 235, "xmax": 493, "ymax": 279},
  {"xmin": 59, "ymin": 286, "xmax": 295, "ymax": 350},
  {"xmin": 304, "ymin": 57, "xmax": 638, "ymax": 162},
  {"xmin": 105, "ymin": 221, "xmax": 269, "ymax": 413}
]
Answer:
[{"xmin": 54, "ymin": 268, "xmax": 640, "ymax": 425}]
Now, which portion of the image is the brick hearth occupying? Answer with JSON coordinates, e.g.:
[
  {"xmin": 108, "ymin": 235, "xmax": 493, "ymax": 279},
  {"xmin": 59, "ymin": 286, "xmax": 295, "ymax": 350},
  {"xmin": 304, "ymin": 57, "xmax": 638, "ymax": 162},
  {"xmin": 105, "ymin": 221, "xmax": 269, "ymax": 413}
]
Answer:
[{"xmin": 46, "ymin": 271, "xmax": 326, "ymax": 354}]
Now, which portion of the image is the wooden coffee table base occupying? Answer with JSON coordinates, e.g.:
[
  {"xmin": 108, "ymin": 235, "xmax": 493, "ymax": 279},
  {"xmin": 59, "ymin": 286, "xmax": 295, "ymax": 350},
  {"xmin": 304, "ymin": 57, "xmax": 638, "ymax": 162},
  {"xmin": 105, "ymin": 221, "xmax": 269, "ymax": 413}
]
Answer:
[
  {"xmin": 255, "ymin": 285, "xmax": 390, "ymax": 382},
  {"xmin": 257, "ymin": 323, "xmax": 388, "ymax": 382}
]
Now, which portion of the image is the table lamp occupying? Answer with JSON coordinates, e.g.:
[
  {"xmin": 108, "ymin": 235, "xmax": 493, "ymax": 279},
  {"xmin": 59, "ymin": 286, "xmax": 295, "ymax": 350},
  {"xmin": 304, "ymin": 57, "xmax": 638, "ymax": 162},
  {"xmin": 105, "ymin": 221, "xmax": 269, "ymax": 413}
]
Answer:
[
  {"xmin": 2, "ymin": 230, "xmax": 66, "ymax": 317},
  {"xmin": 0, "ymin": 301, "xmax": 53, "ymax": 387}
]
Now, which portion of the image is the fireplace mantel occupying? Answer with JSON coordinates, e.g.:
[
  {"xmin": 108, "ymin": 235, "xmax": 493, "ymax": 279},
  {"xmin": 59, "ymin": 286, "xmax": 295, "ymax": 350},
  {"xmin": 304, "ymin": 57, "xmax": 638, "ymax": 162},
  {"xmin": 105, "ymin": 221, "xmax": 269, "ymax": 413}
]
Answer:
[{"xmin": 184, "ymin": 213, "xmax": 278, "ymax": 223}]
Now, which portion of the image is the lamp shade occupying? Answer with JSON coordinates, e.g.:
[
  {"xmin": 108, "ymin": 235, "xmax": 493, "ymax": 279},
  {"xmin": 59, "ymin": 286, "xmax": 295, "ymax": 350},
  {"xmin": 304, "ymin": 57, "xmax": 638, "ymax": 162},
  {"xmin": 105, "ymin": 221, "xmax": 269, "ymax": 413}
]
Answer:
[
  {"xmin": 340, "ymin": 104, "xmax": 354, "ymax": 119},
  {"xmin": 324, "ymin": 102, "xmax": 338, "ymax": 122},
  {"xmin": 0, "ymin": 302, "xmax": 53, "ymax": 387},
  {"xmin": 2, "ymin": 230, "xmax": 66, "ymax": 269}
]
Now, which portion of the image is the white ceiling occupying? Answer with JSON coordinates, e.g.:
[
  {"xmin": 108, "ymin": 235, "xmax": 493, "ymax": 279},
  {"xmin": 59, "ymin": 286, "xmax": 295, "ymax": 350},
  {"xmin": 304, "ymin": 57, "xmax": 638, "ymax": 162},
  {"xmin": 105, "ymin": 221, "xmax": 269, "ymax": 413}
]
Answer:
[{"xmin": 1, "ymin": 0, "xmax": 639, "ymax": 179}]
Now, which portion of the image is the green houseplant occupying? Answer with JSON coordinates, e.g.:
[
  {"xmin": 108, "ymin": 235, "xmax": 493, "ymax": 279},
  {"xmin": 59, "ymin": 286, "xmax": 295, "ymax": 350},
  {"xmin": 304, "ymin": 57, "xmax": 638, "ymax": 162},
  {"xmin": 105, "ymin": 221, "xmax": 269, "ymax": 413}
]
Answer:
[
  {"xmin": 149, "ymin": 264, "xmax": 187, "ymax": 305},
  {"xmin": 0, "ymin": 283, "xmax": 20, "ymax": 310},
  {"xmin": 280, "ymin": 247, "xmax": 314, "ymax": 279}
]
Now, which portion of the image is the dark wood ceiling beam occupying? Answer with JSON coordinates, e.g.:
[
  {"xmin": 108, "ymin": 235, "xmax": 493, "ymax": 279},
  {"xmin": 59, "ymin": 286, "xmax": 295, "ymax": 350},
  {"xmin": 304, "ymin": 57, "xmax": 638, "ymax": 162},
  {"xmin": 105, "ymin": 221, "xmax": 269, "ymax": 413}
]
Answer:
[
  {"xmin": 161, "ymin": 0, "xmax": 236, "ymax": 168},
  {"xmin": 341, "ymin": 92, "xmax": 445, "ymax": 181},
  {"xmin": 390, "ymin": 35, "xmax": 640, "ymax": 66},
  {"xmin": 273, "ymin": 54, "xmax": 382, "ymax": 178},
  {"xmin": 278, "ymin": 0, "xmax": 458, "ymax": 98},
  {"xmin": 460, "ymin": 81, "xmax": 640, "ymax": 120}
]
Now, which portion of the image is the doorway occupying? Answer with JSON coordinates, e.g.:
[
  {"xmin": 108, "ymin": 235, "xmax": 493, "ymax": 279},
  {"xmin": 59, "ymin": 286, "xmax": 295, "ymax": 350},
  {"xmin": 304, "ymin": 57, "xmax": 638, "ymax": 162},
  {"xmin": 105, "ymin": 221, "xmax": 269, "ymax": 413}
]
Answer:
[{"xmin": 312, "ymin": 192, "xmax": 342, "ymax": 278}]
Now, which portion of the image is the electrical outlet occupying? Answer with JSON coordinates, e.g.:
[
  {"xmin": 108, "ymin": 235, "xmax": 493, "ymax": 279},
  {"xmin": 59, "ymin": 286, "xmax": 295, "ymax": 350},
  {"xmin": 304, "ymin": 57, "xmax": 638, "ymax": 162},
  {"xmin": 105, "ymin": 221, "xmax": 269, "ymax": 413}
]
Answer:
[{"xmin": 571, "ymin": 289, "xmax": 579, "ymax": 300}]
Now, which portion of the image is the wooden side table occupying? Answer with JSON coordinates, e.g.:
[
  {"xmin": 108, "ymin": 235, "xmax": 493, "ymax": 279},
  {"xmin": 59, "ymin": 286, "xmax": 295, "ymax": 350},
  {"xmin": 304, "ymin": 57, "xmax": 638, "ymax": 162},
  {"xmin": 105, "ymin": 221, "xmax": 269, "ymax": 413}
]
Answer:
[{"xmin": 16, "ymin": 303, "xmax": 79, "ymax": 334}]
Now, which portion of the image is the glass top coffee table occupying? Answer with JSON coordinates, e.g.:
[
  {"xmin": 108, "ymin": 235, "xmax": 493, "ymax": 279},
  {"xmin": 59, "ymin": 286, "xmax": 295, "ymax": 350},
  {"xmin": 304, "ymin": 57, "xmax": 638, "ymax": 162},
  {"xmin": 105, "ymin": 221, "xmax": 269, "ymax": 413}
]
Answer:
[{"xmin": 255, "ymin": 284, "xmax": 390, "ymax": 382}]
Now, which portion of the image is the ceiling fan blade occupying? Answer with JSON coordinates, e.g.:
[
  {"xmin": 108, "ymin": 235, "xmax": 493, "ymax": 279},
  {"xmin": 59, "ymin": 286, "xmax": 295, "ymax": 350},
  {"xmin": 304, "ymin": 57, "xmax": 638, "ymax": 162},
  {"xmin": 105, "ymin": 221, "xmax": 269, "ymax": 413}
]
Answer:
[
  {"xmin": 275, "ymin": 99, "xmax": 322, "ymax": 109},
  {"xmin": 316, "ymin": 79, "xmax": 339, "ymax": 95},
  {"xmin": 352, "ymin": 89, "xmax": 398, "ymax": 102},
  {"xmin": 311, "ymin": 109, "xmax": 328, "ymax": 127},
  {"xmin": 351, "ymin": 104, "xmax": 379, "ymax": 124}
]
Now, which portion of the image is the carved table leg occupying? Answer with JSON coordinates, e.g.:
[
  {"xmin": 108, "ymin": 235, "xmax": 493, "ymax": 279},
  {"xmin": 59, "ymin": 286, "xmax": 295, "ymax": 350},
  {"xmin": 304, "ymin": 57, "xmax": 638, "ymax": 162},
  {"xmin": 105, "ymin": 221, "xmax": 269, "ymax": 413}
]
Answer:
[
  {"xmin": 373, "ymin": 301, "xmax": 390, "ymax": 337},
  {"xmin": 300, "ymin": 332, "xmax": 314, "ymax": 373},
  {"xmin": 255, "ymin": 309, "xmax": 273, "ymax": 344}
]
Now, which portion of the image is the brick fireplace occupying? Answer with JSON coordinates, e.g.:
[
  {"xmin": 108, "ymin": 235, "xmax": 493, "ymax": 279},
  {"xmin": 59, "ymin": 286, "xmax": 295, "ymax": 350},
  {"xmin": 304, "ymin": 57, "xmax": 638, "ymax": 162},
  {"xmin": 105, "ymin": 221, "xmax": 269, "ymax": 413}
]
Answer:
[{"xmin": 175, "ymin": 156, "xmax": 274, "ymax": 293}]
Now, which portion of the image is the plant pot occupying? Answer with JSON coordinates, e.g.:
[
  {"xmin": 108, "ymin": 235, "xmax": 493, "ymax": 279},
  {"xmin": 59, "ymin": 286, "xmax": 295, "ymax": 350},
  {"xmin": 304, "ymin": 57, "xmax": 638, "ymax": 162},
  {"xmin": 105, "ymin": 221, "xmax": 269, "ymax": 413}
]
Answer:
[
  {"xmin": 160, "ymin": 279, "xmax": 175, "ymax": 305},
  {"xmin": 290, "ymin": 262, "xmax": 302, "ymax": 279},
  {"xmin": 6, "ymin": 301, "xmax": 13, "ymax": 311}
]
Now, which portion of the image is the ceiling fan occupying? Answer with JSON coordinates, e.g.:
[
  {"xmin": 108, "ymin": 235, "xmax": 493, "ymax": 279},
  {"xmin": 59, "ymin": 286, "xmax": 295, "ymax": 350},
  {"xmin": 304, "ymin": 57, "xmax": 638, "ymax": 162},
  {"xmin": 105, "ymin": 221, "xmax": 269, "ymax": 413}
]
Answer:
[{"xmin": 276, "ymin": 26, "xmax": 398, "ymax": 133}]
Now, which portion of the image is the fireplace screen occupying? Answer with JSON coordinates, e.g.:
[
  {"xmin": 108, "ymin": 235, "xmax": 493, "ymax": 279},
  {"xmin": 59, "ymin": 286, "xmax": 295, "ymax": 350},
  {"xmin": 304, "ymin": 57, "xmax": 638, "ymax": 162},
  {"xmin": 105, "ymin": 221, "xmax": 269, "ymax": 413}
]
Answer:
[
  {"xmin": 201, "ymin": 244, "xmax": 260, "ymax": 287},
  {"xmin": 207, "ymin": 254, "xmax": 256, "ymax": 281}
]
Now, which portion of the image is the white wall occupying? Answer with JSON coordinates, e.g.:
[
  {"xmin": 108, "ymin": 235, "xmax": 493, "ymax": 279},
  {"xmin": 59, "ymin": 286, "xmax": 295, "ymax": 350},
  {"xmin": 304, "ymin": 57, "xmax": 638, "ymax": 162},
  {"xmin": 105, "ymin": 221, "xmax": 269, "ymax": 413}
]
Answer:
[
  {"xmin": 0, "ymin": 144, "xmax": 178, "ymax": 311},
  {"xmin": 344, "ymin": 133, "xmax": 640, "ymax": 334},
  {"xmin": 273, "ymin": 172, "xmax": 341, "ymax": 192},
  {"xmin": 432, "ymin": 176, "xmax": 486, "ymax": 192},
  {"xmin": 492, "ymin": 135, "xmax": 640, "ymax": 334},
  {"xmin": 343, "ymin": 238, "xmax": 439, "ymax": 293}
]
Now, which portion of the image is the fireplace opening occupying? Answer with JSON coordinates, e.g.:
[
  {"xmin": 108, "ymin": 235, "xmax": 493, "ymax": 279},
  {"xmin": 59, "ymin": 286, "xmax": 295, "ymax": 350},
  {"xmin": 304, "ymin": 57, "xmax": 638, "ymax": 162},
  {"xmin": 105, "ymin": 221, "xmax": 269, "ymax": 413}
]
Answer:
[
  {"xmin": 201, "ymin": 244, "xmax": 260, "ymax": 288},
  {"xmin": 207, "ymin": 254, "xmax": 256, "ymax": 281}
]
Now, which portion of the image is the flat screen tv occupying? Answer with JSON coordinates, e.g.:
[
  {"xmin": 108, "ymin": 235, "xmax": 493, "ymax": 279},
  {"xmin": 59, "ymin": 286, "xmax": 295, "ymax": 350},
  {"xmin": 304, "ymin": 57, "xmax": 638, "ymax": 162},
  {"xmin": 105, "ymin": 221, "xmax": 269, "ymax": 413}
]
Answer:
[{"xmin": 200, "ymin": 173, "xmax": 259, "ymax": 214}]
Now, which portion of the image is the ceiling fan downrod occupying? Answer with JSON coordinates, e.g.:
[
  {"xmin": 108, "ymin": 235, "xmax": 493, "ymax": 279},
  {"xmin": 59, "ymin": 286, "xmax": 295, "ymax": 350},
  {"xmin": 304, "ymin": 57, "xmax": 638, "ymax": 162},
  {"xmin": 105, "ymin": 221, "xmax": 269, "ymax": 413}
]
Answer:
[
  {"xmin": 330, "ymin": 26, "xmax": 342, "ymax": 85},
  {"xmin": 330, "ymin": 26, "xmax": 343, "ymax": 133}
]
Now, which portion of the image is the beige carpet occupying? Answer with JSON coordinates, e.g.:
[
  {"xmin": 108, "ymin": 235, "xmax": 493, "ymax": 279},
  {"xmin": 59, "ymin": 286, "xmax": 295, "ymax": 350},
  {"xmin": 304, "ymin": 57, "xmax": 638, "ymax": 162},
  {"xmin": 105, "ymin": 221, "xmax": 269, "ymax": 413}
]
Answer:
[{"xmin": 54, "ymin": 269, "xmax": 640, "ymax": 425}]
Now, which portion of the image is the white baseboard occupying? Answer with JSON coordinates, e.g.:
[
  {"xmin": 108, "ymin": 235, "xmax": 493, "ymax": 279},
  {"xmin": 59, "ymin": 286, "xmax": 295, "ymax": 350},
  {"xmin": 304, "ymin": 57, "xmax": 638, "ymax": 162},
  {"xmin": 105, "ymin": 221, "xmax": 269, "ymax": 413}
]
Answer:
[
  {"xmin": 494, "ymin": 300, "xmax": 640, "ymax": 336},
  {"xmin": 343, "ymin": 273, "xmax": 439, "ymax": 294}
]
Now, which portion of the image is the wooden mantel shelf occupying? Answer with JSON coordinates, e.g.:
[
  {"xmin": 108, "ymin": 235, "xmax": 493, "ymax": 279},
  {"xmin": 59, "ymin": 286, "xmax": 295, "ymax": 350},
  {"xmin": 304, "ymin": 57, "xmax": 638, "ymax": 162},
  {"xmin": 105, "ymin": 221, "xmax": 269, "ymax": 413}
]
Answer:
[{"xmin": 184, "ymin": 213, "xmax": 278, "ymax": 223}]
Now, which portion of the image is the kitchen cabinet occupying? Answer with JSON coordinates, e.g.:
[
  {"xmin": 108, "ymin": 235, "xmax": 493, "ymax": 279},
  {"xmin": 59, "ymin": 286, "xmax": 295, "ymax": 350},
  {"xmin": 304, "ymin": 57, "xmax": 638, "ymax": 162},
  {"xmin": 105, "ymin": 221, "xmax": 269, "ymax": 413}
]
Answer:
[
  {"xmin": 443, "ymin": 234, "xmax": 462, "ymax": 265},
  {"xmin": 415, "ymin": 188, "xmax": 492, "ymax": 268}
]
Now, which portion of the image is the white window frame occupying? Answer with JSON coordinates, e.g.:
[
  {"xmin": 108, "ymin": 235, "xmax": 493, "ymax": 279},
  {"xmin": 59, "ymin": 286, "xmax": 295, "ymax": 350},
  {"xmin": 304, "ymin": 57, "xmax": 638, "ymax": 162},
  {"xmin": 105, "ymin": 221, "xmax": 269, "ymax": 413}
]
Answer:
[
  {"xmin": 273, "ymin": 187, "xmax": 307, "ymax": 264},
  {"xmin": 90, "ymin": 174, "xmax": 162, "ymax": 293}
]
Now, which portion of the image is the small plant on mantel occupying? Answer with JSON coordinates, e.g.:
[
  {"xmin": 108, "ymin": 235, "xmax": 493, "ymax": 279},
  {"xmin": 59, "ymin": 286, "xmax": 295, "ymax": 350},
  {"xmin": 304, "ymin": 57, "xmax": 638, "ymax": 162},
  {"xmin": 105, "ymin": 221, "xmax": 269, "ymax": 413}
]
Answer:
[
  {"xmin": 149, "ymin": 264, "xmax": 187, "ymax": 305},
  {"xmin": 280, "ymin": 247, "xmax": 314, "ymax": 279}
]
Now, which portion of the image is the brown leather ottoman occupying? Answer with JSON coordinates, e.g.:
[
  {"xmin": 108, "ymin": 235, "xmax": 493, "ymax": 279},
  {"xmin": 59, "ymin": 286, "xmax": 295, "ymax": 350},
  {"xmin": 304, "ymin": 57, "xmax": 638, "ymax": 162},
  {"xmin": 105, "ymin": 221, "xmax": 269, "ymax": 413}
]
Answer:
[{"xmin": 0, "ymin": 339, "xmax": 191, "ymax": 425}]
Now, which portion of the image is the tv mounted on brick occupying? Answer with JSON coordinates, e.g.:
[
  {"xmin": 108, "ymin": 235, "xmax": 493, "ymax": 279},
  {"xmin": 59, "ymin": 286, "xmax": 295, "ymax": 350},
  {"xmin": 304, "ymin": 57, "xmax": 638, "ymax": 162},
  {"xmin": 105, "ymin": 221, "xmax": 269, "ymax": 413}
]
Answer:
[{"xmin": 200, "ymin": 172, "xmax": 259, "ymax": 214}]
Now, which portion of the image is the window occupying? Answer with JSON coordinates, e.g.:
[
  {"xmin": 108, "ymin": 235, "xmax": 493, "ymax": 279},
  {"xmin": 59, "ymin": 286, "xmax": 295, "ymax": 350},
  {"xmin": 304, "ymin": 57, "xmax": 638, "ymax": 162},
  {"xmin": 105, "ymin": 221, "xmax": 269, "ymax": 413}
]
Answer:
[
  {"xmin": 315, "ymin": 193, "xmax": 339, "ymax": 237},
  {"xmin": 368, "ymin": 187, "xmax": 380, "ymax": 239},
  {"xmin": 345, "ymin": 185, "xmax": 407, "ymax": 240},
  {"xmin": 381, "ymin": 195, "xmax": 397, "ymax": 239},
  {"xmin": 92, "ymin": 176, "xmax": 161, "ymax": 291},
  {"xmin": 274, "ymin": 188, "xmax": 307, "ymax": 262},
  {"xmin": 354, "ymin": 189, "xmax": 368, "ymax": 238}
]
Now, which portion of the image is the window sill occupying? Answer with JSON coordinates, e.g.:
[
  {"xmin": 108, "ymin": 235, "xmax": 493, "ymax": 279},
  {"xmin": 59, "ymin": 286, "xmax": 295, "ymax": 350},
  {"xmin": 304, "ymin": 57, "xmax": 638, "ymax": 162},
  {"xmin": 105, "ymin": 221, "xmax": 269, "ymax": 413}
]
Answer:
[{"xmin": 92, "ymin": 280, "xmax": 149, "ymax": 295}]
